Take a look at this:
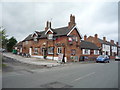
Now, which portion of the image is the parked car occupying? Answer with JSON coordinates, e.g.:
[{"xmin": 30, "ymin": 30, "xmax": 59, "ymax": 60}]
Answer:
[
  {"xmin": 0, "ymin": 48, "xmax": 6, "ymax": 52},
  {"xmin": 96, "ymin": 55, "xmax": 110, "ymax": 63},
  {"xmin": 115, "ymin": 56, "xmax": 120, "ymax": 61}
]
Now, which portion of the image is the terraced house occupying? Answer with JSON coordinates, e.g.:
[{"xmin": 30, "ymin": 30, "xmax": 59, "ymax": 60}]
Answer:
[{"xmin": 85, "ymin": 34, "xmax": 119, "ymax": 58}]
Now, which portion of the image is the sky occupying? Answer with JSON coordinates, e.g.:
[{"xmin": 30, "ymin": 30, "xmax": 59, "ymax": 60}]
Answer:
[{"xmin": 0, "ymin": 1, "xmax": 119, "ymax": 44}]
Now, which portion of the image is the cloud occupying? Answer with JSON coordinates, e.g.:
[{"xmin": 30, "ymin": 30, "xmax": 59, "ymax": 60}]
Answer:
[
  {"xmin": 2, "ymin": 2, "xmax": 118, "ymax": 43},
  {"xmin": 0, "ymin": 3, "xmax": 2, "ymax": 26}
]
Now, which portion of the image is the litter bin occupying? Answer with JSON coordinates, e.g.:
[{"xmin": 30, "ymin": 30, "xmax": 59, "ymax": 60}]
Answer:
[{"xmin": 12, "ymin": 49, "xmax": 17, "ymax": 54}]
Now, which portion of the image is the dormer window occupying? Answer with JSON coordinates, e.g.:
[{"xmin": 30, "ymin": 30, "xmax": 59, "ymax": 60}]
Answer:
[
  {"xmin": 34, "ymin": 36, "xmax": 37, "ymax": 42},
  {"xmin": 48, "ymin": 34, "xmax": 53, "ymax": 40},
  {"xmin": 25, "ymin": 41, "xmax": 28, "ymax": 44}
]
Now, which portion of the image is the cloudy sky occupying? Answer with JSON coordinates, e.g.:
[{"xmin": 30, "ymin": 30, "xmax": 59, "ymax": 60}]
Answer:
[{"xmin": 0, "ymin": 1, "xmax": 119, "ymax": 43}]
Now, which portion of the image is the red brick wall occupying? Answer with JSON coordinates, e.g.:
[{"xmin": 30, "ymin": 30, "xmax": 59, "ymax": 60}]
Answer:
[
  {"xmin": 86, "ymin": 36, "xmax": 101, "ymax": 48},
  {"xmin": 22, "ymin": 28, "xmax": 82, "ymax": 62},
  {"xmin": 66, "ymin": 28, "xmax": 81, "ymax": 61}
]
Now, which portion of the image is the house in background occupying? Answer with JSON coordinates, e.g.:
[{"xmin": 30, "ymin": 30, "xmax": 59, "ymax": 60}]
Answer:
[
  {"xmin": 22, "ymin": 14, "xmax": 82, "ymax": 62},
  {"xmin": 13, "ymin": 41, "xmax": 23, "ymax": 54},
  {"xmin": 110, "ymin": 40, "xmax": 118, "ymax": 58},
  {"xmin": 80, "ymin": 39, "xmax": 99, "ymax": 60},
  {"xmin": 85, "ymin": 34, "xmax": 119, "ymax": 59},
  {"xmin": 85, "ymin": 34, "xmax": 111, "ymax": 56}
]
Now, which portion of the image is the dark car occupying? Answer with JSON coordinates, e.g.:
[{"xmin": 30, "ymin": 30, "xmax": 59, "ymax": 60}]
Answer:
[
  {"xmin": 96, "ymin": 55, "xmax": 110, "ymax": 63},
  {"xmin": 115, "ymin": 56, "xmax": 120, "ymax": 61}
]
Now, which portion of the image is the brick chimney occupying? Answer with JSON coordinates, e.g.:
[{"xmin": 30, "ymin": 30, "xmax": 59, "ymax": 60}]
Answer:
[
  {"xmin": 94, "ymin": 34, "xmax": 98, "ymax": 40},
  {"xmin": 45, "ymin": 21, "xmax": 51, "ymax": 31},
  {"xmin": 68, "ymin": 14, "xmax": 76, "ymax": 29},
  {"xmin": 84, "ymin": 35, "xmax": 87, "ymax": 41},
  {"xmin": 116, "ymin": 42, "xmax": 119, "ymax": 46},
  {"xmin": 103, "ymin": 37, "xmax": 106, "ymax": 42},
  {"xmin": 110, "ymin": 40, "xmax": 114, "ymax": 44}
]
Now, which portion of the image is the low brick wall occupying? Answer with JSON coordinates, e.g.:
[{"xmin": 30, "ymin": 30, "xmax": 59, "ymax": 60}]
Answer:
[{"xmin": 110, "ymin": 56, "xmax": 115, "ymax": 59}]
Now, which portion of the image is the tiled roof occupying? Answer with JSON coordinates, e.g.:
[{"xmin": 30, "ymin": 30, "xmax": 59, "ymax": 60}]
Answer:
[
  {"xmin": 23, "ymin": 34, "xmax": 33, "ymax": 41},
  {"xmin": 14, "ymin": 41, "xmax": 22, "ymax": 48},
  {"xmin": 23, "ymin": 26, "xmax": 80, "ymax": 41},
  {"xmin": 39, "ymin": 26, "xmax": 71, "ymax": 38},
  {"xmin": 98, "ymin": 38, "xmax": 112, "ymax": 45},
  {"xmin": 98, "ymin": 38, "xmax": 118, "ymax": 47},
  {"xmin": 89, "ymin": 36, "xmax": 117, "ymax": 46},
  {"xmin": 80, "ymin": 40, "xmax": 99, "ymax": 50}
]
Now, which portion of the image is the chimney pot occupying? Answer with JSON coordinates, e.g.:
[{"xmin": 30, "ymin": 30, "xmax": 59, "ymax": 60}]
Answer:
[
  {"xmin": 116, "ymin": 42, "xmax": 119, "ymax": 45},
  {"xmin": 110, "ymin": 40, "xmax": 114, "ymax": 44},
  {"xmin": 94, "ymin": 34, "xmax": 98, "ymax": 39},
  {"xmin": 68, "ymin": 14, "xmax": 76, "ymax": 29},
  {"xmin": 45, "ymin": 21, "xmax": 51, "ymax": 31},
  {"xmin": 103, "ymin": 37, "xmax": 106, "ymax": 42},
  {"xmin": 84, "ymin": 35, "xmax": 87, "ymax": 41}
]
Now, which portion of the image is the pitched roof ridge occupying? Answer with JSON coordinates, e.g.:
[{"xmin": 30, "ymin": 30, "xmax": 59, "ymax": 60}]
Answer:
[{"xmin": 52, "ymin": 26, "xmax": 68, "ymax": 30}]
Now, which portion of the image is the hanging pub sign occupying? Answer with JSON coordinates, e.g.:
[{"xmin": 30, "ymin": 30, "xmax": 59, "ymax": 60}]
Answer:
[{"xmin": 68, "ymin": 37, "xmax": 72, "ymax": 42}]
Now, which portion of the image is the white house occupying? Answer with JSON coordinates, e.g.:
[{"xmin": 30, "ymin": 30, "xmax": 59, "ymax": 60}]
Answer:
[{"xmin": 102, "ymin": 44, "xmax": 111, "ymax": 56}]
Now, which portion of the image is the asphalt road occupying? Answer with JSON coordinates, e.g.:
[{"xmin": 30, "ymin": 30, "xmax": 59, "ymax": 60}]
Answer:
[{"xmin": 2, "ymin": 59, "xmax": 118, "ymax": 88}]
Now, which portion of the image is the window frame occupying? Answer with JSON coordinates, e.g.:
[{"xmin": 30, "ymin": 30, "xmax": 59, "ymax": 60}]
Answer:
[
  {"xmin": 83, "ymin": 49, "xmax": 90, "ymax": 55},
  {"xmin": 34, "ymin": 47, "xmax": 38, "ymax": 55},
  {"xmin": 48, "ymin": 34, "xmax": 53, "ymax": 40},
  {"xmin": 94, "ymin": 50, "xmax": 99, "ymax": 55},
  {"xmin": 57, "ymin": 47, "xmax": 62, "ymax": 54},
  {"xmin": 34, "ymin": 36, "xmax": 38, "ymax": 42},
  {"xmin": 71, "ymin": 49, "xmax": 76, "ymax": 55},
  {"xmin": 48, "ymin": 47, "xmax": 54, "ymax": 54}
]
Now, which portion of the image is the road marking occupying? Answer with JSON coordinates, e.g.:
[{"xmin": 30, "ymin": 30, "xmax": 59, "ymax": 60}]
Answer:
[{"xmin": 71, "ymin": 72, "xmax": 95, "ymax": 83}]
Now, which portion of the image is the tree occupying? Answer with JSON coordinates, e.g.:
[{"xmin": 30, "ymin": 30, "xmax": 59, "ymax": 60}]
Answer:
[
  {"xmin": 7, "ymin": 37, "xmax": 17, "ymax": 52},
  {"xmin": 0, "ymin": 26, "xmax": 8, "ymax": 49}
]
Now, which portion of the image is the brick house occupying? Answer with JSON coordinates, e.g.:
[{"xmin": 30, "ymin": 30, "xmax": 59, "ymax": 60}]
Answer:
[
  {"xmin": 22, "ymin": 14, "xmax": 82, "ymax": 62},
  {"xmin": 85, "ymin": 34, "xmax": 119, "ymax": 58},
  {"xmin": 110, "ymin": 40, "xmax": 118, "ymax": 57},
  {"xmin": 80, "ymin": 40, "xmax": 99, "ymax": 57}
]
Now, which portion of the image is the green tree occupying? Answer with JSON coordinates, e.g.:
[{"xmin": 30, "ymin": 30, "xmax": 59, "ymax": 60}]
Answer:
[
  {"xmin": 0, "ymin": 26, "xmax": 8, "ymax": 49},
  {"xmin": 7, "ymin": 37, "xmax": 17, "ymax": 52}
]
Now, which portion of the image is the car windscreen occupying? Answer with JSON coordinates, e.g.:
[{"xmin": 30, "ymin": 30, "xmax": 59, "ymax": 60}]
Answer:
[{"xmin": 98, "ymin": 55, "xmax": 104, "ymax": 58}]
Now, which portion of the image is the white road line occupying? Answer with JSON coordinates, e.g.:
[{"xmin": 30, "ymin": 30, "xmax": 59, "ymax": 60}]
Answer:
[{"xmin": 71, "ymin": 72, "xmax": 95, "ymax": 83}]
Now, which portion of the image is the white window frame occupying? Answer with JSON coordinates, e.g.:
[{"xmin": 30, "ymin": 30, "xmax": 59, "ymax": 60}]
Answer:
[
  {"xmin": 25, "ymin": 41, "xmax": 28, "ymax": 44},
  {"xmin": 94, "ymin": 50, "xmax": 99, "ymax": 55},
  {"xmin": 48, "ymin": 47, "xmax": 54, "ymax": 54},
  {"xmin": 34, "ymin": 48, "xmax": 38, "ymax": 55},
  {"xmin": 57, "ymin": 47, "xmax": 62, "ymax": 54},
  {"xmin": 83, "ymin": 49, "xmax": 90, "ymax": 55},
  {"xmin": 48, "ymin": 34, "xmax": 53, "ymax": 40},
  {"xmin": 34, "ymin": 36, "xmax": 37, "ymax": 42}
]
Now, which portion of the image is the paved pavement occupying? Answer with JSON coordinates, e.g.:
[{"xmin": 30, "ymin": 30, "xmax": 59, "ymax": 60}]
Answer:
[
  {"xmin": 2, "ymin": 60, "xmax": 118, "ymax": 88},
  {"xmin": 3, "ymin": 53, "xmax": 61, "ymax": 67}
]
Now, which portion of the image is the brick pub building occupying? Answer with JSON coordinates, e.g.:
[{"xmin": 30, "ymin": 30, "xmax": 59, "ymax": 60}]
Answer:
[
  {"xmin": 15, "ymin": 14, "xmax": 119, "ymax": 62},
  {"xmin": 22, "ymin": 15, "xmax": 83, "ymax": 62}
]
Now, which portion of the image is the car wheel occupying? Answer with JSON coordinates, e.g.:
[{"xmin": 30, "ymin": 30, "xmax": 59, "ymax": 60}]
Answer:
[
  {"xmin": 96, "ymin": 61, "xmax": 98, "ymax": 63},
  {"xmin": 108, "ymin": 61, "xmax": 109, "ymax": 63}
]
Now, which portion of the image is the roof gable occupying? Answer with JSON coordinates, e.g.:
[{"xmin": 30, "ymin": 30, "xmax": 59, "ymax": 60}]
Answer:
[
  {"xmin": 31, "ymin": 31, "xmax": 39, "ymax": 37},
  {"xmin": 67, "ymin": 25, "xmax": 82, "ymax": 39},
  {"xmin": 45, "ymin": 28, "xmax": 53, "ymax": 35}
]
